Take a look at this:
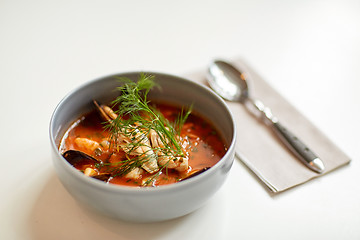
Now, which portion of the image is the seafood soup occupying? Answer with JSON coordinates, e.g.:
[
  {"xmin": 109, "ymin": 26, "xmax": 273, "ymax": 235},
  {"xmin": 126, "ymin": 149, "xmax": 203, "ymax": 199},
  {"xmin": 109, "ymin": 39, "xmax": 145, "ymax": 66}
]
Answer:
[{"xmin": 59, "ymin": 74, "xmax": 227, "ymax": 187}]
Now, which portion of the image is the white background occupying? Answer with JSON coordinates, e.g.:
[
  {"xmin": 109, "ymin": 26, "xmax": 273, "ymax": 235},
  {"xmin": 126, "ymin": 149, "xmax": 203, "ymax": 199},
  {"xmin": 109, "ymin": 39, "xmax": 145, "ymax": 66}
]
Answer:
[{"xmin": 1, "ymin": 0, "xmax": 359, "ymax": 239}]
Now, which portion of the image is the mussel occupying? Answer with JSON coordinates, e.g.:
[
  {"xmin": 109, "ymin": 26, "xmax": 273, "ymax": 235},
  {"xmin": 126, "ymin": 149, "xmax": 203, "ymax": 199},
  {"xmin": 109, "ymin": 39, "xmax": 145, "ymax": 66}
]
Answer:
[
  {"xmin": 180, "ymin": 167, "xmax": 210, "ymax": 182},
  {"xmin": 63, "ymin": 150, "xmax": 101, "ymax": 165},
  {"xmin": 92, "ymin": 173, "xmax": 112, "ymax": 182},
  {"xmin": 62, "ymin": 150, "xmax": 112, "ymax": 182},
  {"xmin": 93, "ymin": 100, "xmax": 115, "ymax": 122}
]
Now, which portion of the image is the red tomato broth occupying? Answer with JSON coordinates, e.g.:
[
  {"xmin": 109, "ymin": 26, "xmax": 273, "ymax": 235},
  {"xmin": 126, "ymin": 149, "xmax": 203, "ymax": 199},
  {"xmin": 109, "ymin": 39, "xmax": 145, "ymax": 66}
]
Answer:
[{"xmin": 59, "ymin": 102, "xmax": 227, "ymax": 187}]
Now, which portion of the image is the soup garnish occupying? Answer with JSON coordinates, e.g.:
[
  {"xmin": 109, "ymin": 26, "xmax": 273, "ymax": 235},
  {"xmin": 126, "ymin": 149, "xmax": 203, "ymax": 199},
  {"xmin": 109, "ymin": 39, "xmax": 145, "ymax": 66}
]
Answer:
[{"xmin": 60, "ymin": 74, "xmax": 227, "ymax": 187}]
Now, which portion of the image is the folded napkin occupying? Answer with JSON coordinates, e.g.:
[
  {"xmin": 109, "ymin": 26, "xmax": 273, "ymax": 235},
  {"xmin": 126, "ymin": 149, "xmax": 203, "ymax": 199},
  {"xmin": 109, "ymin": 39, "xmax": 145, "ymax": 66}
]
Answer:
[{"xmin": 185, "ymin": 59, "xmax": 351, "ymax": 193}]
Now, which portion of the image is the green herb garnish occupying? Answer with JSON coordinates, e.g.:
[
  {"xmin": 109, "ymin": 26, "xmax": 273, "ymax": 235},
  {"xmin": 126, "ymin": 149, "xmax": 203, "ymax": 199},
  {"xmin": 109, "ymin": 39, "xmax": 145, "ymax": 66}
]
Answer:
[{"xmin": 99, "ymin": 73, "xmax": 192, "ymax": 185}]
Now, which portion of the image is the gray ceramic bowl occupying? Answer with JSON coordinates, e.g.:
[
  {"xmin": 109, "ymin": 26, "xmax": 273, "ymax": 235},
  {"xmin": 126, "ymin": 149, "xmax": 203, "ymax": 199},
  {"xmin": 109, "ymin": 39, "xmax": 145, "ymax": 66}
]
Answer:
[{"xmin": 50, "ymin": 72, "xmax": 236, "ymax": 222}]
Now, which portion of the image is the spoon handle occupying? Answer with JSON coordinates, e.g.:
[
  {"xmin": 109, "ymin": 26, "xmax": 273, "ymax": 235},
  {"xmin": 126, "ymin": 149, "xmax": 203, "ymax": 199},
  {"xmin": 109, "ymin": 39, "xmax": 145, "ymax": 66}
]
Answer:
[
  {"xmin": 272, "ymin": 121, "xmax": 324, "ymax": 173},
  {"xmin": 249, "ymin": 99, "xmax": 324, "ymax": 173}
]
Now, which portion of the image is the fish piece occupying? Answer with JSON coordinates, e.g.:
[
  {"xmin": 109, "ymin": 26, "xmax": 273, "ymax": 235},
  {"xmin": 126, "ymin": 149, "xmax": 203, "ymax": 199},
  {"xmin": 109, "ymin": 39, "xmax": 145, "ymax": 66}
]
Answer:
[
  {"xmin": 93, "ymin": 101, "xmax": 159, "ymax": 174},
  {"xmin": 158, "ymin": 155, "xmax": 177, "ymax": 169},
  {"xmin": 74, "ymin": 137, "xmax": 101, "ymax": 153},
  {"xmin": 149, "ymin": 129, "xmax": 189, "ymax": 172},
  {"xmin": 84, "ymin": 167, "xmax": 97, "ymax": 176},
  {"xmin": 125, "ymin": 167, "xmax": 143, "ymax": 179},
  {"xmin": 173, "ymin": 156, "xmax": 189, "ymax": 172},
  {"xmin": 149, "ymin": 129, "xmax": 166, "ymax": 149},
  {"xmin": 123, "ymin": 129, "xmax": 158, "ymax": 174}
]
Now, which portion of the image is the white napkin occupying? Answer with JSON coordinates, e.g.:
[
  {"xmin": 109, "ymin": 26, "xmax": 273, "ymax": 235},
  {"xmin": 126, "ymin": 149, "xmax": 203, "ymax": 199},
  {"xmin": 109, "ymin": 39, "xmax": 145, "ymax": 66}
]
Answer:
[{"xmin": 185, "ymin": 59, "xmax": 351, "ymax": 193}]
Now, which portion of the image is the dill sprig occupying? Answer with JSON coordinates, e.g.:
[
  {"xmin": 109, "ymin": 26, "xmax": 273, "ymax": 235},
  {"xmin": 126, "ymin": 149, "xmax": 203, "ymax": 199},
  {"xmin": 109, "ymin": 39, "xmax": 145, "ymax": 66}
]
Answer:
[
  {"xmin": 175, "ymin": 105, "xmax": 193, "ymax": 134},
  {"xmin": 102, "ymin": 73, "xmax": 192, "ymax": 181}
]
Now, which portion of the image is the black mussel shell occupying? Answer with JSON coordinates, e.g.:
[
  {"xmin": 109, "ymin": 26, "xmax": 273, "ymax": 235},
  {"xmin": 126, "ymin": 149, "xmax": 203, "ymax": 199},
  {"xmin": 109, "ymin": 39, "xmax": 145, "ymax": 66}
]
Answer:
[
  {"xmin": 180, "ymin": 167, "xmax": 210, "ymax": 182},
  {"xmin": 92, "ymin": 173, "xmax": 112, "ymax": 182},
  {"xmin": 62, "ymin": 150, "xmax": 112, "ymax": 182},
  {"xmin": 62, "ymin": 150, "xmax": 101, "ymax": 166}
]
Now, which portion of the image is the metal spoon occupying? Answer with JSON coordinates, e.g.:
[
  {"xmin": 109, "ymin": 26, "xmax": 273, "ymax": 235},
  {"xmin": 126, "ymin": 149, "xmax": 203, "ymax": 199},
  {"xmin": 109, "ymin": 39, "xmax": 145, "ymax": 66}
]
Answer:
[{"xmin": 207, "ymin": 60, "xmax": 324, "ymax": 173}]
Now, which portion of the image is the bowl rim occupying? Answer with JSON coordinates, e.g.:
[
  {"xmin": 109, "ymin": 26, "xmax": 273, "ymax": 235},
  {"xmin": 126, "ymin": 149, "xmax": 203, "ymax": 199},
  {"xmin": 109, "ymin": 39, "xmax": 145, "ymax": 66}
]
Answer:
[{"xmin": 49, "ymin": 71, "xmax": 237, "ymax": 194}]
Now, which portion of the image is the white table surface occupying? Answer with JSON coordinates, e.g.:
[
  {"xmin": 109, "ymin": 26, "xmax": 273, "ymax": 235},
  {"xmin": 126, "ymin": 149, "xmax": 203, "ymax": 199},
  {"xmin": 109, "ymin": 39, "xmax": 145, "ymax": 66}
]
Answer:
[{"xmin": 1, "ymin": 0, "xmax": 359, "ymax": 239}]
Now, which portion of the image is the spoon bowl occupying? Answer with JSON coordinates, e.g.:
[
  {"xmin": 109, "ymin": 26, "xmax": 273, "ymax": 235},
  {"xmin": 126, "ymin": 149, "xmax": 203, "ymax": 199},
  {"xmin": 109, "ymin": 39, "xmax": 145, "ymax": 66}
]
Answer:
[
  {"xmin": 207, "ymin": 60, "xmax": 249, "ymax": 102},
  {"xmin": 207, "ymin": 60, "xmax": 325, "ymax": 173}
]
